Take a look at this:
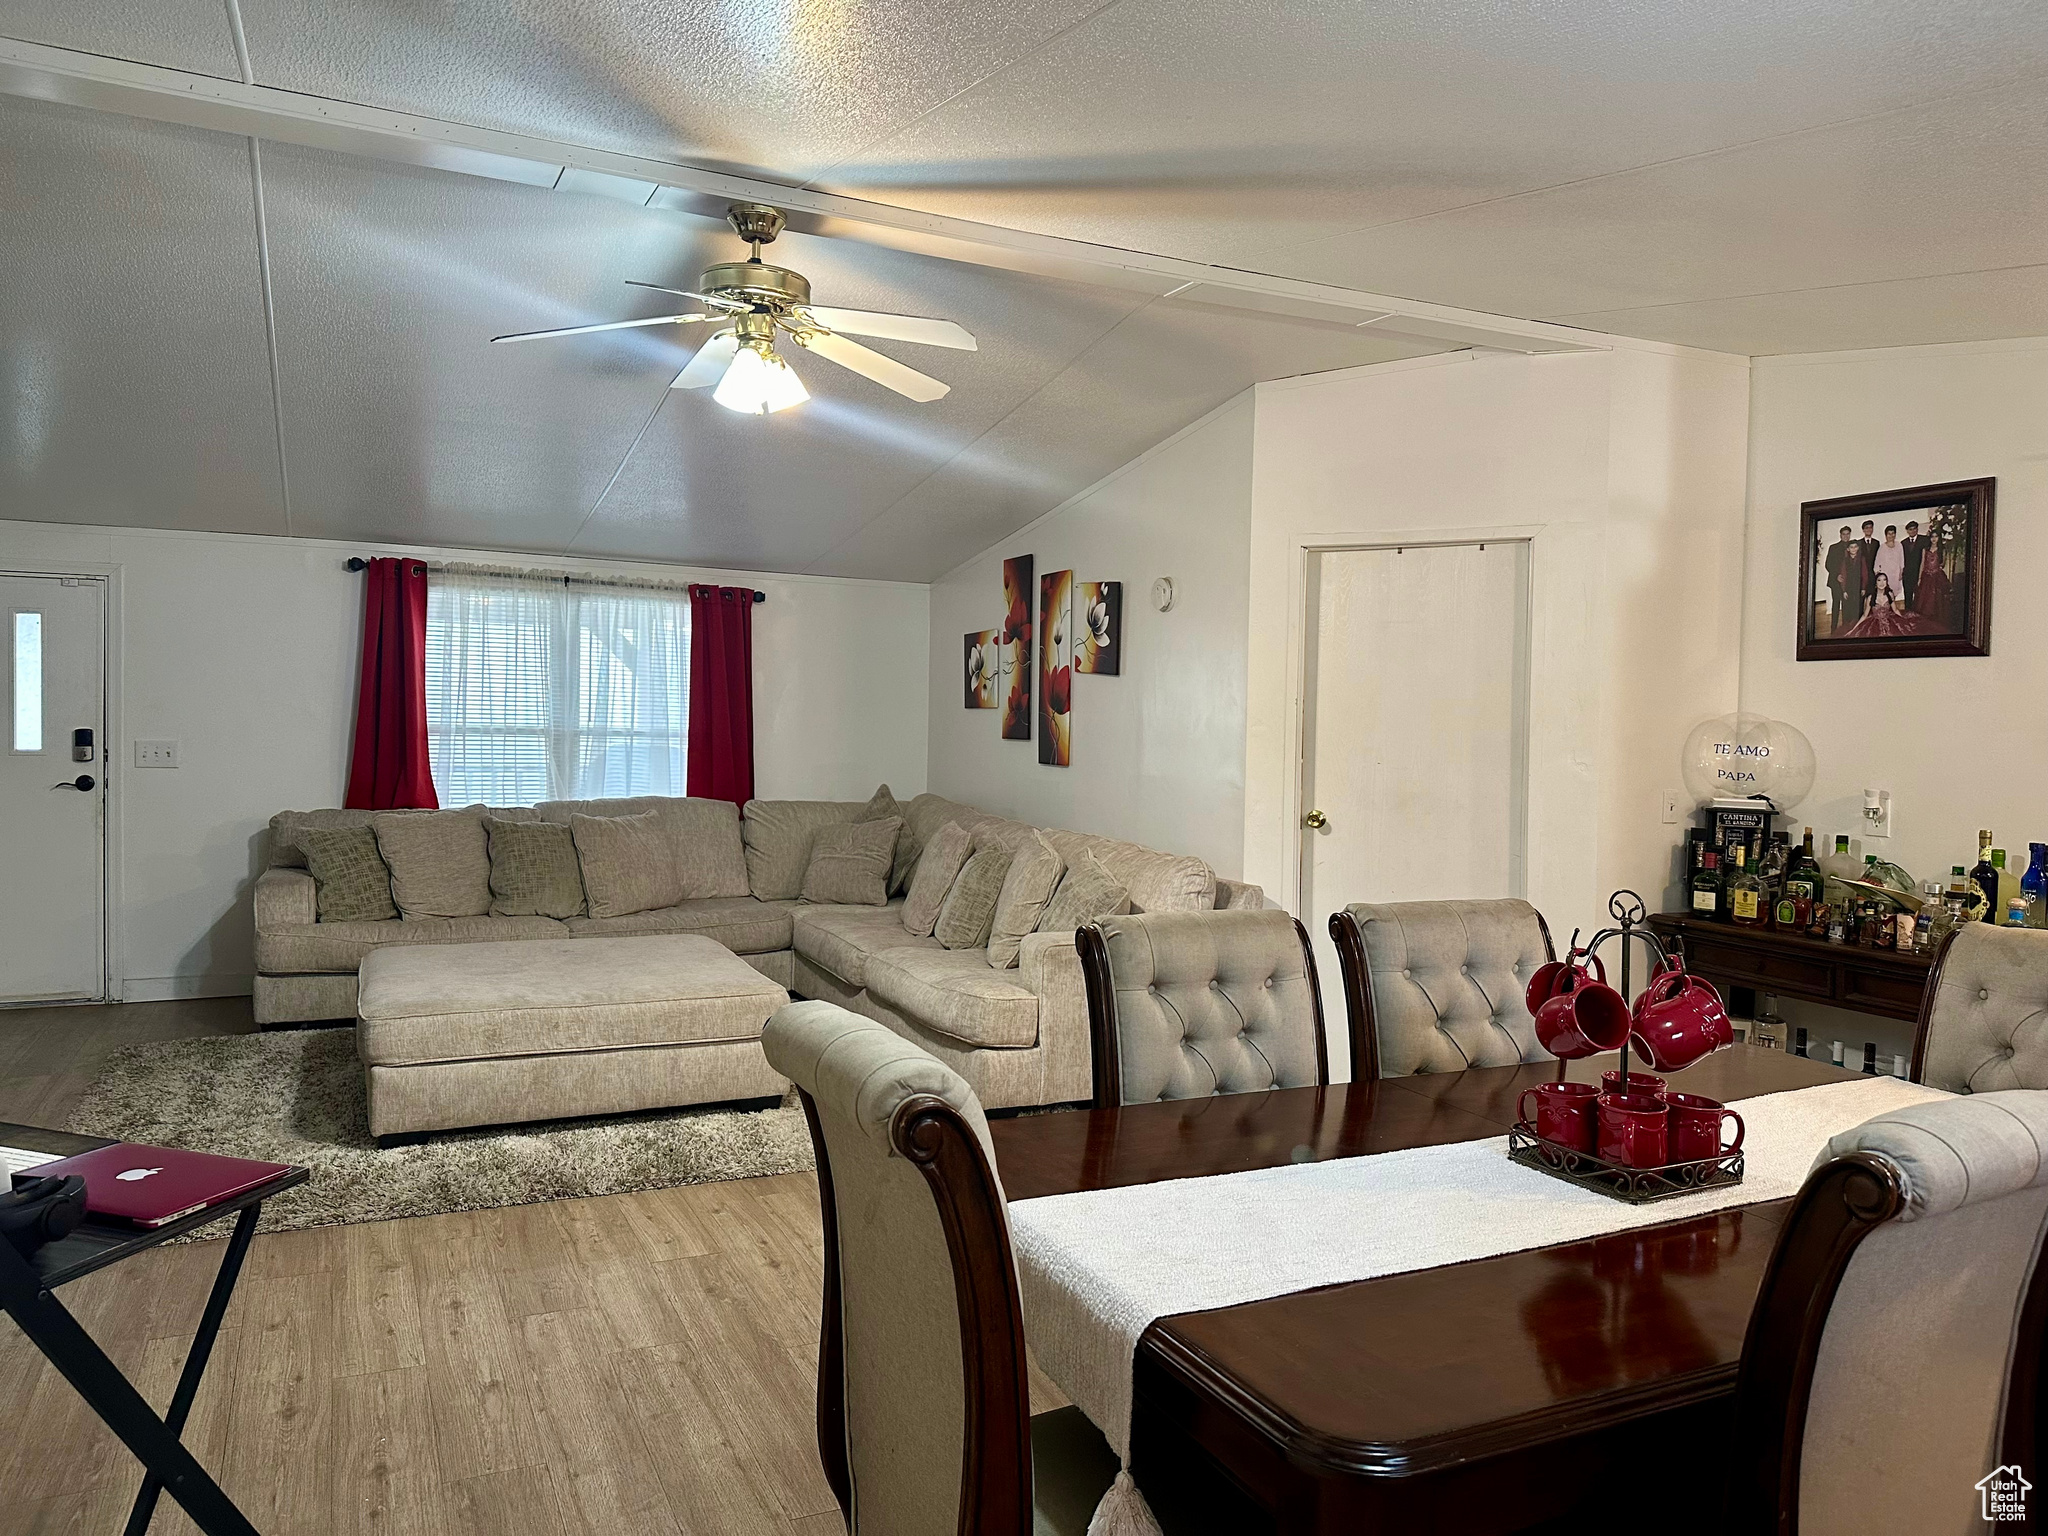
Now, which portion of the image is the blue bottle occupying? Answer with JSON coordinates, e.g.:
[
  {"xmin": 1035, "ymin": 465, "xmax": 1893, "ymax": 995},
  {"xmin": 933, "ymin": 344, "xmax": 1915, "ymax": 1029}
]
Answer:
[{"xmin": 2023, "ymin": 843, "xmax": 2048, "ymax": 929}]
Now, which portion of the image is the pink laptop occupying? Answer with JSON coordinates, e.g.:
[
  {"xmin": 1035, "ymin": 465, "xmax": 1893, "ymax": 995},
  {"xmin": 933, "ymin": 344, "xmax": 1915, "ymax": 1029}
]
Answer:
[{"xmin": 29, "ymin": 1142, "xmax": 293, "ymax": 1227}]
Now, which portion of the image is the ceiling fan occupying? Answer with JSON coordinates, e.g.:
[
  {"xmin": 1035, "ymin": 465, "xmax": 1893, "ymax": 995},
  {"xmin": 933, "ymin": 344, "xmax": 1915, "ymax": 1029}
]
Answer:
[{"xmin": 492, "ymin": 202, "xmax": 976, "ymax": 414}]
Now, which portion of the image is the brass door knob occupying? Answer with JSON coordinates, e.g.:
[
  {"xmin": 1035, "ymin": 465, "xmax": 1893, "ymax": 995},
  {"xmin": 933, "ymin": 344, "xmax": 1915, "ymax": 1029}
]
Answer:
[{"xmin": 1303, "ymin": 809, "xmax": 1328, "ymax": 830}]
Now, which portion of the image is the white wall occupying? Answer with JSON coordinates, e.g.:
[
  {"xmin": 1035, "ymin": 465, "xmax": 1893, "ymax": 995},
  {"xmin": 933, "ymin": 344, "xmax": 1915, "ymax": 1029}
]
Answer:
[
  {"xmin": 1246, "ymin": 348, "xmax": 1752, "ymax": 959},
  {"xmin": 925, "ymin": 397, "xmax": 1255, "ymax": 876},
  {"xmin": 0, "ymin": 521, "xmax": 928, "ymax": 1000},
  {"xmin": 1738, "ymin": 336, "xmax": 2048, "ymax": 1058}
]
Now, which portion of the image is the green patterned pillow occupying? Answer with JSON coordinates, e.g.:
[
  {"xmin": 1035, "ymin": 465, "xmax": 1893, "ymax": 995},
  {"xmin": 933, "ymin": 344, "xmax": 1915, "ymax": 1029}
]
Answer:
[
  {"xmin": 299, "ymin": 826, "xmax": 397, "ymax": 923},
  {"xmin": 934, "ymin": 845, "xmax": 1012, "ymax": 950},
  {"xmin": 485, "ymin": 816, "xmax": 587, "ymax": 919}
]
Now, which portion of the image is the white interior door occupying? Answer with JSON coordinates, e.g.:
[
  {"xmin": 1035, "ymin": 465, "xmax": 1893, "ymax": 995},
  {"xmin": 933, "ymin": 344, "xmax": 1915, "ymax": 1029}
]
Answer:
[
  {"xmin": 1300, "ymin": 542, "xmax": 1530, "ymax": 1047},
  {"xmin": 2, "ymin": 574, "xmax": 107, "ymax": 1003}
]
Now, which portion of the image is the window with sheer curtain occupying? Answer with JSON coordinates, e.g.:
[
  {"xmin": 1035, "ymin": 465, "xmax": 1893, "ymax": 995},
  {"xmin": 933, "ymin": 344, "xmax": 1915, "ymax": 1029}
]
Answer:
[{"xmin": 424, "ymin": 568, "xmax": 690, "ymax": 806}]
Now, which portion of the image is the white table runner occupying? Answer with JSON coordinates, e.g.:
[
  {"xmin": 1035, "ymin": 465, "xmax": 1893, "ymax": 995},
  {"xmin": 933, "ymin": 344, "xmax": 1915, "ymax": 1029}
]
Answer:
[{"xmin": 1011, "ymin": 1074, "xmax": 1945, "ymax": 1459}]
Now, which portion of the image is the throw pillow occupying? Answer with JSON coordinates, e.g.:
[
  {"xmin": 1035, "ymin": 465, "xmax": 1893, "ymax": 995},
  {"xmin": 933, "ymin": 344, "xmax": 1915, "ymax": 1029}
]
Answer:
[
  {"xmin": 900, "ymin": 820, "xmax": 974, "ymax": 936},
  {"xmin": 934, "ymin": 845, "xmax": 1011, "ymax": 951},
  {"xmin": 801, "ymin": 817, "xmax": 901, "ymax": 906},
  {"xmin": 371, "ymin": 809, "xmax": 491, "ymax": 920},
  {"xmin": 485, "ymin": 816, "xmax": 586, "ymax": 919},
  {"xmin": 858, "ymin": 783, "xmax": 921, "ymax": 896},
  {"xmin": 571, "ymin": 810, "xmax": 685, "ymax": 919},
  {"xmin": 1038, "ymin": 850, "xmax": 1133, "ymax": 932},
  {"xmin": 299, "ymin": 826, "xmax": 396, "ymax": 923},
  {"xmin": 986, "ymin": 831, "xmax": 1066, "ymax": 969}
]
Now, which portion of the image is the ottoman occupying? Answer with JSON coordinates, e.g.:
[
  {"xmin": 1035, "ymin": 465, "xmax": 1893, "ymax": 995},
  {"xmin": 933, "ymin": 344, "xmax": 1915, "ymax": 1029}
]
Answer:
[{"xmin": 356, "ymin": 934, "xmax": 791, "ymax": 1141}]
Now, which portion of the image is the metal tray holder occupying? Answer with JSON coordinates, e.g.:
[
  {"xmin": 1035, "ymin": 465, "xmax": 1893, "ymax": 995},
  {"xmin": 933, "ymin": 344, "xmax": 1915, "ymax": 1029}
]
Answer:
[
  {"xmin": 1508, "ymin": 889, "xmax": 1746, "ymax": 1205},
  {"xmin": 1507, "ymin": 1122, "xmax": 1745, "ymax": 1204}
]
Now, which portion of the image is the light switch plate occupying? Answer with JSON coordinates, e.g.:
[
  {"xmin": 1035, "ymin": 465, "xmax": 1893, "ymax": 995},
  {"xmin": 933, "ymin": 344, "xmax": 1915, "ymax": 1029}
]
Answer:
[
  {"xmin": 134, "ymin": 739, "xmax": 179, "ymax": 768},
  {"xmin": 1661, "ymin": 792, "xmax": 1682, "ymax": 825}
]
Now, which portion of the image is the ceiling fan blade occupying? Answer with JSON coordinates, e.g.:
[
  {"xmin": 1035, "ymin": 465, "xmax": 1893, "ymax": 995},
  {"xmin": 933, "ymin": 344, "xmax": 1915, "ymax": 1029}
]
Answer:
[
  {"xmin": 491, "ymin": 312, "xmax": 715, "ymax": 344},
  {"xmin": 625, "ymin": 280, "xmax": 750, "ymax": 312},
  {"xmin": 671, "ymin": 331, "xmax": 740, "ymax": 389},
  {"xmin": 792, "ymin": 329, "xmax": 951, "ymax": 402},
  {"xmin": 797, "ymin": 306, "xmax": 977, "ymax": 351}
]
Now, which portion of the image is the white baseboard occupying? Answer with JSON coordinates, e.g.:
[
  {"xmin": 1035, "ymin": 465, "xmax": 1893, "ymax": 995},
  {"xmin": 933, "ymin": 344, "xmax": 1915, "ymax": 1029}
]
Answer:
[{"xmin": 120, "ymin": 974, "xmax": 254, "ymax": 1002}]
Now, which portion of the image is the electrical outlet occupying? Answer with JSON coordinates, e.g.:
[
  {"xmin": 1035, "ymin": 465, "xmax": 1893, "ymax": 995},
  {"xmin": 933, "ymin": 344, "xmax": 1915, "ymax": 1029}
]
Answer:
[
  {"xmin": 1862, "ymin": 787, "xmax": 1893, "ymax": 839},
  {"xmin": 1661, "ymin": 792, "xmax": 1682, "ymax": 825},
  {"xmin": 134, "ymin": 739, "xmax": 179, "ymax": 768}
]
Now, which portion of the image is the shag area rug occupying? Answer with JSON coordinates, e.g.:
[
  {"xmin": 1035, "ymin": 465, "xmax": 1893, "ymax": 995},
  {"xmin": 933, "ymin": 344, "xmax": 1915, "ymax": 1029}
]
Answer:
[{"xmin": 67, "ymin": 1028, "xmax": 814, "ymax": 1236}]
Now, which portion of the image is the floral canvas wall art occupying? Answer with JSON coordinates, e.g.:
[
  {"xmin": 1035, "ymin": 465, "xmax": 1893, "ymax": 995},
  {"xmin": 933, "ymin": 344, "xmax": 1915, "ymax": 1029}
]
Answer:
[
  {"xmin": 1001, "ymin": 554, "xmax": 1034, "ymax": 739},
  {"xmin": 1074, "ymin": 580, "xmax": 1122, "ymax": 675},
  {"xmin": 1038, "ymin": 568, "xmax": 1072, "ymax": 767},
  {"xmin": 964, "ymin": 630, "xmax": 998, "ymax": 708}
]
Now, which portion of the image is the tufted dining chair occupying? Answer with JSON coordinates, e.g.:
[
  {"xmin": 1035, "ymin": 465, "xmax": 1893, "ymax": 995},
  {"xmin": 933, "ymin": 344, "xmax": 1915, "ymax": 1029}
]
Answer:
[
  {"xmin": 1329, "ymin": 899, "xmax": 1557, "ymax": 1081},
  {"xmin": 1075, "ymin": 908, "xmax": 1328, "ymax": 1108},
  {"xmin": 762, "ymin": 999, "xmax": 1118, "ymax": 1536},
  {"xmin": 1911, "ymin": 924, "xmax": 2048, "ymax": 1094},
  {"xmin": 1729, "ymin": 1089, "xmax": 2048, "ymax": 1535}
]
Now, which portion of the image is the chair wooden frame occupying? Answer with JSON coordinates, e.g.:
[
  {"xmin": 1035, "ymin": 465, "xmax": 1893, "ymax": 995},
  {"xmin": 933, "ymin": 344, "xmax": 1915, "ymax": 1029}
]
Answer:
[
  {"xmin": 1727, "ymin": 1147, "xmax": 2048, "ymax": 1533},
  {"xmin": 798, "ymin": 1088, "xmax": 1034, "ymax": 1536},
  {"xmin": 1076, "ymin": 914, "xmax": 1330, "ymax": 1110},
  {"xmin": 1906, "ymin": 924, "xmax": 1967, "ymax": 1085},
  {"xmin": 1328, "ymin": 905, "xmax": 1557, "ymax": 1083}
]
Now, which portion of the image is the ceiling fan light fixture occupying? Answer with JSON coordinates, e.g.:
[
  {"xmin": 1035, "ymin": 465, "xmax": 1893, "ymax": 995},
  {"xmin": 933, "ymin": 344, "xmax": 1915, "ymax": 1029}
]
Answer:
[{"xmin": 713, "ymin": 339, "xmax": 809, "ymax": 415}]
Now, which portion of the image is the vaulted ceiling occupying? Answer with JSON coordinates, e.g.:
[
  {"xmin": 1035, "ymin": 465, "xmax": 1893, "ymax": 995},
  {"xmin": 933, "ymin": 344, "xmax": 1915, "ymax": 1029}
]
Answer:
[{"xmin": 3, "ymin": 1, "xmax": 2043, "ymax": 578}]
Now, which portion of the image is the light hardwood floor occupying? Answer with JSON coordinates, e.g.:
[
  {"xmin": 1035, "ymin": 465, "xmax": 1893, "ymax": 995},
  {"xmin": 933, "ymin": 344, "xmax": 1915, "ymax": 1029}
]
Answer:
[{"xmin": 0, "ymin": 998, "xmax": 1060, "ymax": 1536}]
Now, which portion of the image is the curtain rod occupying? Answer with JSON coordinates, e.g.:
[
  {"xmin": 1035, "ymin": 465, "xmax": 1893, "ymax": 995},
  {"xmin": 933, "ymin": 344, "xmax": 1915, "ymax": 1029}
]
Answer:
[{"xmin": 342, "ymin": 556, "xmax": 764, "ymax": 602}]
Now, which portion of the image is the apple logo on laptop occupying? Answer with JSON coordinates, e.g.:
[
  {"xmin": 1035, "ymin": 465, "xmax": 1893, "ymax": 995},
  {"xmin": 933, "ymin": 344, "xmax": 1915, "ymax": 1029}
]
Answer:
[{"xmin": 116, "ymin": 1167, "xmax": 164, "ymax": 1182}]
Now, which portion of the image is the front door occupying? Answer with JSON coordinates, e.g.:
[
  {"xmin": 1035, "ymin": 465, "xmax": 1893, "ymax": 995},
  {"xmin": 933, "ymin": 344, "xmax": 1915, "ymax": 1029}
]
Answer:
[
  {"xmin": 2, "ymin": 573, "xmax": 107, "ymax": 1003},
  {"xmin": 1300, "ymin": 542, "xmax": 1530, "ymax": 1072}
]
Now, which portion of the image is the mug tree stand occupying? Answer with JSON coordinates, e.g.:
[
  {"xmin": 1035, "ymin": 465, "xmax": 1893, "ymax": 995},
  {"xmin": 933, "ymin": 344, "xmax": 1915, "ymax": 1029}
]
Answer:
[{"xmin": 1508, "ymin": 890, "xmax": 1746, "ymax": 1205}]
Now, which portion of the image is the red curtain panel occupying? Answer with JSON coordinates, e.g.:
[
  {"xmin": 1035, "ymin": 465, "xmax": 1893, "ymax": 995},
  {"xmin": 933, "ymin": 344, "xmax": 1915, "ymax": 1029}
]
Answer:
[
  {"xmin": 344, "ymin": 558, "xmax": 439, "ymax": 810},
  {"xmin": 687, "ymin": 584, "xmax": 756, "ymax": 805}
]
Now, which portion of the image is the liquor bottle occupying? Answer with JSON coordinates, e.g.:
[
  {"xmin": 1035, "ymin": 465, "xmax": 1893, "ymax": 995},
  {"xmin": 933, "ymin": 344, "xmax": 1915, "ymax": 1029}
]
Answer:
[
  {"xmin": 1949, "ymin": 867, "xmax": 1979, "ymax": 928},
  {"xmin": 2024, "ymin": 843, "xmax": 2048, "ymax": 930},
  {"xmin": 1818, "ymin": 834, "xmax": 1863, "ymax": 899},
  {"xmin": 1727, "ymin": 844, "xmax": 1765, "ymax": 926},
  {"xmin": 1895, "ymin": 905, "xmax": 1916, "ymax": 950},
  {"xmin": 1691, "ymin": 849, "xmax": 1723, "ymax": 919},
  {"xmin": 1792, "ymin": 1026, "xmax": 1809, "ymax": 1058},
  {"xmin": 1861, "ymin": 1043, "xmax": 1878, "ymax": 1075},
  {"xmin": 1992, "ymin": 848, "xmax": 2022, "ymax": 916},
  {"xmin": 1918, "ymin": 881, "xmax": 1948, "ymax": 951},
  {"xmin": 1787, "ymin": 828, "xmax": 1824, "ymax": 907},
  {"xmin": 1972, "ymin": 831, "xmax": 2000, "ymax": 923}
]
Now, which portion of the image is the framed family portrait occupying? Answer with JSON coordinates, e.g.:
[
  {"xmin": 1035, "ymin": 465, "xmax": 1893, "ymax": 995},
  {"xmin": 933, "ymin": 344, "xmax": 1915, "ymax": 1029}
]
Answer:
[{"xmin": 1796, "ymin": 477, "xmax": 1994, "ymax": 661}]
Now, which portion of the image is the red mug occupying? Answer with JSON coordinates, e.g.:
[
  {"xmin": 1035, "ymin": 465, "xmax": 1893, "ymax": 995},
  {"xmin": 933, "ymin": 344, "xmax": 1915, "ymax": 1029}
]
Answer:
[
  {"xmin": 1525, "ymin": 952, "xmax": 1605, "ymax": 1016},
  {"xmin": 1597, "ymin": 1092, "xmax": 1669, "ymax": 1168},
  {"xmin": 1665, "ymin": 1092, "xmax": 1744, "ymax": 1163},
  {"xmin": 1534, "ymin": 969, "xmax": 1633, "ymax": 1060},
  {"xmin": 1628, "ymin": 967, "xmax": 1734, "ymax": 1073},
  {"xmin": 1518, "ymin": 1081, "xmax": 1599, "ymax": 1153},
  {"xmin": 1601, "ymin": 1069, "xmax": 1666, "ymax": 1100}
]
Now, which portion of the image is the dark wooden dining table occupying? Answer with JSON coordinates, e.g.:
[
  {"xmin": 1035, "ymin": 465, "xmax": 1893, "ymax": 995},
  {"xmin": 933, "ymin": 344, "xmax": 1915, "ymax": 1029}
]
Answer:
[{"xmin": 987, "ymin": 1046, "xmax": 1864, "ymax": 1535}]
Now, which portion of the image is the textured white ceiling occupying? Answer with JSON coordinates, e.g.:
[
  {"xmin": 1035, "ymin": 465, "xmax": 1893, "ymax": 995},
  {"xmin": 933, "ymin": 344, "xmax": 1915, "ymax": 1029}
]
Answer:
[{"xmin": 2, "ymin": 0, "xmax": 2044, "ymax": 570}]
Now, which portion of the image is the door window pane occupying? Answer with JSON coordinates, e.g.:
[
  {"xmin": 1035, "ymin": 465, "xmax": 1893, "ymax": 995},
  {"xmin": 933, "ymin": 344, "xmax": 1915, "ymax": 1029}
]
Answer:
[{"xmin": 12, "ymin": 611, "xmax": 41, "ymax": 753}]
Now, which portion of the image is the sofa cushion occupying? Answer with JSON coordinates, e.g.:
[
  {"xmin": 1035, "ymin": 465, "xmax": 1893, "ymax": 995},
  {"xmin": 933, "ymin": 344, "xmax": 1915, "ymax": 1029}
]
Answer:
[
  {"xmin": 902, "ymin": 793, "xmax": 999, "ymax": 851},
  {"xmin": 864, "ymin": 948, "xmax": 1040, "ymax": 1050},
  {"xmin": 536, "ymin": 795, "xmax": 749, "ymax": 900},
  {"xmin": 901, "ymin": 821, "xmax": 974, "ymax": 937},
  {"xmin": 357, "ymin": 935, "xmax": 789, "ymax": 1066},
  {"xmin": 742, "ymin": 798, "xmax": 868, "ymax": 900},
  {"xmin": 256, "ymin": 914, "xmax": 570, "ymax": 974},
  {"xmin": 987, "ymin": 830, "xmax": 1065, "ymax": 969},
  {"xmin": 851, "ymin": 783, "xmax": 916, "ymax": 895},
  {"xmin": 572, "ymin": 809, "xmax": 686, "ymax": 918},
  {"xmin": 372, "ymin": 809, "xmax": 493, "ymax": 919},
  {"xmin": 564, "ymin": 897, "xmax": 798, "ymax": 955},
  {"xmin": 485, "ymin": 816, "xmax": 586, "ymax": 919},
  {"xmin": 1038, "ymin": 850, "xmax": 1132, "ymax": 932},
  {"xmin": 269, "ymin": 804, "xmax": 533, "ymax": 869},
  {"xmin": 300, "ymin": 826, "xmax": 397, "ymax": 923},
  {"xmin": 793, "ymin": 902, "xmax": 939, "ymax": 988},
  {"xmin": 935, "ymin": 845, "xmax": 1011, "ymax": 950},
  {"xmin": 1042, "ymin": 829, "xmax": 1214, "ymax": 913},
  {"xmin": 800, "ymin": 817, "xmax": 899, "ymax": 907}
]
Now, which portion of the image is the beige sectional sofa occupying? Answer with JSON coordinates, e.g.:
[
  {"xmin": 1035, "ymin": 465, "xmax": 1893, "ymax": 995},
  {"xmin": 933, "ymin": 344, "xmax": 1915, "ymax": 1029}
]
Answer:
[{"xmin": 254, "ymin": 791, "xmax": 1261, "ymax": 1110}]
